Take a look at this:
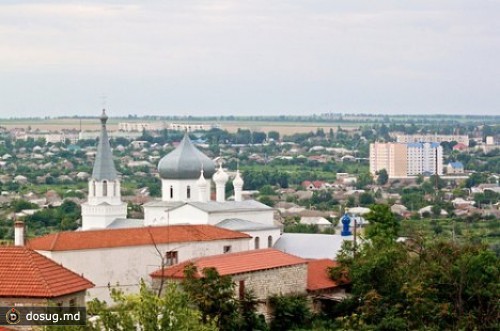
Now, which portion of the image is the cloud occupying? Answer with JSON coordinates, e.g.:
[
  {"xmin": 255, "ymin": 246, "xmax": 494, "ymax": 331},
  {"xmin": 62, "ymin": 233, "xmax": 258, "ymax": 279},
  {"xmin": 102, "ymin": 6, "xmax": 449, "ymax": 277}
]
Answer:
[{"xmin": 0, "ymin": 1, "xmax": 498, "ymax": 116}]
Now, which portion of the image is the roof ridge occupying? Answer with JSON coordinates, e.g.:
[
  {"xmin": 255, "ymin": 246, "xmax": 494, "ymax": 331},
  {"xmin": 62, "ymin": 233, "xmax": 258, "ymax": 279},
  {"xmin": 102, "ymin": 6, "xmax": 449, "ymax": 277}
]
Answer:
[
  {"xmin": 36, "ymin": 252, "xmax": 95, "ymax": 290},
  {"xmin": 50, "ymin": 232, "xmax": 60, "ymax": 251},
  {"xmin": 26, "ymin": 249, "xmax": 52, "ymax": 297},
  {"xmin": 28, "ymin": 224, "xmax": 250, "ymax": 251}
]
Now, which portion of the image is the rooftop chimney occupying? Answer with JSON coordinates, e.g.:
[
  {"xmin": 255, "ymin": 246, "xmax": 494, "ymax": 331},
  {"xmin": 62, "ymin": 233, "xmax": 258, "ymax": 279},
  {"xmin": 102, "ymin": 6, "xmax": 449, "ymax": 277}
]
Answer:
[{"xmin": 14, "ymin": 220, "xmax": 25, "ymax": 246}]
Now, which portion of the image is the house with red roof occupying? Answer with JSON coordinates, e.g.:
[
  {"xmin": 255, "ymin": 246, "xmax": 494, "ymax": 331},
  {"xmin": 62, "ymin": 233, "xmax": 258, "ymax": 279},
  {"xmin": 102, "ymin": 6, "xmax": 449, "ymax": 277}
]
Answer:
[
  {"xmin": 27, "ymin": 224, "xmax": 251, "ymax": 304},
  {"xmin": 452, "ymin": 143, "xmax": 468, "ymax": 151},
  {"xmin": 307, "ymin": 259, "xmax": 349, "ymax": 311},
  {"xmin": 0, "ymin": 246, "xmax": 94, "ymax": 307},
  {"xmin": 150, "ymin": 249, "xmax": 347, "ymax": 316},
  {"xmin": 301, "ymin": 180, "xmax": 326, "ymax": 191}
]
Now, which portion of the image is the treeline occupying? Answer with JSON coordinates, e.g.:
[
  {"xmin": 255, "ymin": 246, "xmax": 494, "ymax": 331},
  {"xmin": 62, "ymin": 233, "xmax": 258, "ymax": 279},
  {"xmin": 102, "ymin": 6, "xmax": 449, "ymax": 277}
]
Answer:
[{"xmin": 0, "ymin": 200, "xmax": 81, "ymax": 240}]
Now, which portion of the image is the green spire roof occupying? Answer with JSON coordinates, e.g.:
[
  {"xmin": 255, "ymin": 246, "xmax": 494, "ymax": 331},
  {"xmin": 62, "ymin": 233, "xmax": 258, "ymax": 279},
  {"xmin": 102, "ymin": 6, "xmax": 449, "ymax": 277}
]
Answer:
[{"xmin": 92, "ymin": 109, "xmax": 118, "ymax": 181}]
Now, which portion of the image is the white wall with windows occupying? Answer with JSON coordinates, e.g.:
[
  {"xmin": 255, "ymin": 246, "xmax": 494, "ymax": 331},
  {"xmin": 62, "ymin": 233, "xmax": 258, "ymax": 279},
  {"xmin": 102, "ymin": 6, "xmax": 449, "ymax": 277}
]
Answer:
[{"xmin": 36, "ymin": 237, "xmax": 251, "ymax": 304}]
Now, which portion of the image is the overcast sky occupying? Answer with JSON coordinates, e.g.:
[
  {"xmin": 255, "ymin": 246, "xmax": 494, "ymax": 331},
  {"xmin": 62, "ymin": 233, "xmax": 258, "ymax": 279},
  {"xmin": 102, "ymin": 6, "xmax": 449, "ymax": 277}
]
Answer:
[{"xmin": 0, "ymin": 0, "xmax": 499, "ymax": 118}]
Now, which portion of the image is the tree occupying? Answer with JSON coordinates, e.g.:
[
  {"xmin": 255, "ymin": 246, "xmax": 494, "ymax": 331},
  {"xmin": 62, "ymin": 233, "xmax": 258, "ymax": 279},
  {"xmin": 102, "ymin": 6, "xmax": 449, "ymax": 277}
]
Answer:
[
  {"xmin": 376, "ymin": 169, "xmax": 388, "ymax": 185},
  {"xmin": 48, "ymin": 282, "xmax": 217, "ymax": 331},
  {"xmin": 364, "ymin": 204, "xmax": 400, "ymax": 241},
  {"xmin": 10, "ymin": 199, "xmax": 39, "ymax": 212},
  {"xmin": 330, "ymin": 204, "xmax": 500, "ymax": 330},
  {"xmin": 358, "ymin": 192, "xmax": 375, "ymax": 207},
  {"xmin": 465, "ymin": 172, "xmax": 488, "ymax": 188},
  {"xmin": 346, "ymin": 195, "xmax": 356, "ymax": 208},
  {"xmin": 258, "ymin": 195, "xmax": 275, "ymax": 207},
  {"xmin": 239, "ymin": 291, "xmax": 268, "ymax": 331},
  {"xmin": 268, "ymin": 131, "xmax": 280, "ymax": 141},
  {"xmin": 182, "ymin": 265, "xmax": 239, "ymax": 331},
  {"xmin": 431, "ymin": 204, "xmax": 442, "ymax": 218},
  {"xmin": 356, "ymin": 172, "xmax": 373, "ymax": 189},
  {"xmin": 269, "ymin": 294, "xmax": 311, "ymax": 331}
]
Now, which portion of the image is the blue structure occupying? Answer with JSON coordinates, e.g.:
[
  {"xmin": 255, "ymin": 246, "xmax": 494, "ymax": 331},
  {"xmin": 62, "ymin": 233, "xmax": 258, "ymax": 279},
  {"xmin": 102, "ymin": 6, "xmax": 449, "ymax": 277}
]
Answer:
[
  {"xmin": 341, "ymin": 213, "xmax": 352, "ymax": 236},
  {"xmin": 449, "ymin": 161, "xmax": 464, "ymax": 170}
]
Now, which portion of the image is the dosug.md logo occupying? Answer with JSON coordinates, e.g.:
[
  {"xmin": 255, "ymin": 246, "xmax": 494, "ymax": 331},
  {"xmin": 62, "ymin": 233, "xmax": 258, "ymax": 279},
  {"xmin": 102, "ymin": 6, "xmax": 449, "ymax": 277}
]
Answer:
[{"xmin": 6, "ymin": 308, "xmax": 21, "ymax": 325}]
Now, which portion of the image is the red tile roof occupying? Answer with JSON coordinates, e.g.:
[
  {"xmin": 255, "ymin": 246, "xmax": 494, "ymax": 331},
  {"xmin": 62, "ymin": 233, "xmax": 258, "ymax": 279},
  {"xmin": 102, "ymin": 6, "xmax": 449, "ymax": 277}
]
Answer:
[
  {"xmin": 453, "ymin": 143, "xmax": 468, "ymax": 150},
  {"xmin": 27, "ymin": 225, "xmax": 250, "ymax": 251},
  {"xmin": 306, "ymin": 259, "xmax": 341, "ymax": 291},
  {"xmin": 150, "ymin": 248, "xmax": 307, "ymax": 279},
  {"xmin": 0, "ymin": 246, "xmax": 94, "ymax": 298}
]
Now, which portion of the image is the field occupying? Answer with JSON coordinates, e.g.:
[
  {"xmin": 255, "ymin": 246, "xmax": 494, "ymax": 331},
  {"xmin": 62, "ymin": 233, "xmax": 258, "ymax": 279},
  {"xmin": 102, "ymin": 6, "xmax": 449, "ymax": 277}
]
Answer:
[{"xmin": 0, "ymin": 118, "xmax": 360, "ymax": 135}]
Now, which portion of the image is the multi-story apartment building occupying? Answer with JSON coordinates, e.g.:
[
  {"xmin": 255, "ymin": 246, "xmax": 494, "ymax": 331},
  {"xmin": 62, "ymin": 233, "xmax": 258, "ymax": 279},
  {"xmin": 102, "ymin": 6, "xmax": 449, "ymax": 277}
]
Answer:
[
  {"xmin": 395, "ymin": 134, "xmax": 469, "ymax": 146},
  {"xmin": 370, "ymin": 142, "xmax": 443, "ymax": 178}
]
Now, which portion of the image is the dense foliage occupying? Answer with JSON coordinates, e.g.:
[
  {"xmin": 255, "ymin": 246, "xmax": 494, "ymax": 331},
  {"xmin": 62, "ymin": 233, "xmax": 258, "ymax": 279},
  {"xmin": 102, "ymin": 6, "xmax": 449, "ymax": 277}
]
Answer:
[{"xmin": 330, "ymin": 205, "xmax": 500, "ymax": 330}]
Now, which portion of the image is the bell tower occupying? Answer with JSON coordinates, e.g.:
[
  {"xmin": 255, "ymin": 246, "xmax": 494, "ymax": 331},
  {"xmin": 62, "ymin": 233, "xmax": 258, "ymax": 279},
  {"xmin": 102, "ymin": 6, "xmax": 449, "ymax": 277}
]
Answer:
[{"xmin": 81, "ymin": 109, "xmax": 127, "ymax": 230}]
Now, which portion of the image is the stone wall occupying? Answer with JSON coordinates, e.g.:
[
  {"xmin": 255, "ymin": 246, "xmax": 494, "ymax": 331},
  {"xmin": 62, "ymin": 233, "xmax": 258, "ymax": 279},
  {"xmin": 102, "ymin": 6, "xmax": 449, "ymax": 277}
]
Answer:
[
  {"xmin": 232, "ymin": 263, "xmax": 308, "ymax": 317},
  {"xmin": 232, "ymin": 264, "xmax": 308, "ymax": 301}
]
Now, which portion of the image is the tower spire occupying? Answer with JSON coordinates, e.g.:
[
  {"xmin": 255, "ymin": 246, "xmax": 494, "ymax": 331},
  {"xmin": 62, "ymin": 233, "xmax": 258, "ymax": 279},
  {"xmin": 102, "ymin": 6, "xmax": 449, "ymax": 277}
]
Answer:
[{"xmin": 92, "ymin": 109, "xmax": 117, "ymax": 180}]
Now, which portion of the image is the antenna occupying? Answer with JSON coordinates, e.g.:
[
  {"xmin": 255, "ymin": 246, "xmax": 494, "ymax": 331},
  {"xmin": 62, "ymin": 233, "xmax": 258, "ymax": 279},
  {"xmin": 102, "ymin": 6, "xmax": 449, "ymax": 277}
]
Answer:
[{"xmin": 101, "ymin": 94, "xmax": 107, "ymax": 109}]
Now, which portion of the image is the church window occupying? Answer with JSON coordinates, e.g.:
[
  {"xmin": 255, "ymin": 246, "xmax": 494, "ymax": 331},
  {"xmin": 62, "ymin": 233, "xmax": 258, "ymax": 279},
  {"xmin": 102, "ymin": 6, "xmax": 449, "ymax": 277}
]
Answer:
[
  {"xmin": 187, "ymin": 185, "xmax": 191, "ymax": 199},
  {"xmin": 103, "ymin": 180, "xmax": 108, "ymax": 197},
  {"xmin": 92, "ymin": 181, "xmax": 96, "ymax": 196},
  {"xmin": 170, "ymin": 186, "xmax": 173, "ymax": 199},
  {"xmin": 254, "ymin": 237, "xmax": 260, "ymax": 249},
  {"xmin": 165, "ymin": 251, "xmax": 178, "ymax": 266},
  {"xmin": 268, "ymin": 236, "xmax": 273, "ymax": 248}
]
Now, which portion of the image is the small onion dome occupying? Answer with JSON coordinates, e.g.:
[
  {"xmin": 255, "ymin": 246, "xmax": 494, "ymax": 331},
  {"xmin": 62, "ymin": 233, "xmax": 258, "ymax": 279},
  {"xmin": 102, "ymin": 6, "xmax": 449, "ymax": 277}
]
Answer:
[
  {"xmin": 158, "ymin": 133, "xmax": 216, "ymax": 179},
  {"xmin": 213, "ymin": 165, "xmax": 229, "ymax": 184},
  {"xmin": 233, "ymin": 170, "xmax": 244, "ymax": 187},
  {"xmin": 197, "ymin": 169, "xmax": 207, "ymax": 188}
]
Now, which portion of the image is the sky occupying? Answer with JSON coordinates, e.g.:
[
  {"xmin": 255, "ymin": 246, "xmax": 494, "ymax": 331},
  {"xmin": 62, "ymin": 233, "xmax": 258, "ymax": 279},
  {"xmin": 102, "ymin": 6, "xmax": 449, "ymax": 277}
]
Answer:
[{"xmin": 0, "ymin": 0, "xmax": 499, "ymax": 118}]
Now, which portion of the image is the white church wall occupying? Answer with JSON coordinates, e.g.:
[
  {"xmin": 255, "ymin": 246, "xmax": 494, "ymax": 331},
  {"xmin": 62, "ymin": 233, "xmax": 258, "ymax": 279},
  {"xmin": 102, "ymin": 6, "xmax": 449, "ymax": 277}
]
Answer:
[
  {"xmin": 161, "ymin": 179, "xmax": 211, "ymax": 202},
  {"xmin": 244, "ymin": 228, "xmax": 282, "ymax": 249},
  {"xmin": 167, "ymin": 205, "xmax": 209, "ymax": 225},
  {"xmin": 35, "ymin": 237, "xmax": 251, "ymax": 304},
  {"xmin": 144, "ymin": 204, "xmax": 209, "ymax": 226},
  {"xmin": 81, "ymin": 203, "xmax": 127, "ymax": 230}
]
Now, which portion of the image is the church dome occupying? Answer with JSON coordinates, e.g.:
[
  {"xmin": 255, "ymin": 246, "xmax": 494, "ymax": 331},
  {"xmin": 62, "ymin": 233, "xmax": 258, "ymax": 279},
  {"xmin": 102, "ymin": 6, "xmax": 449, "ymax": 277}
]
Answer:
[
  {"xmin": 213, "ymin": 165, "xmax": 229, "ymax": 184},
  {"xmin": 158, "ymin": 134, "xmax": 216, "ymax": 180},
  {"xmin": 197, "ymin": 170, "xmax": 207, "ymax": 188},
  {"xmin": 233, "ymin": 170, "xmax": 244, "ymax": 187}
]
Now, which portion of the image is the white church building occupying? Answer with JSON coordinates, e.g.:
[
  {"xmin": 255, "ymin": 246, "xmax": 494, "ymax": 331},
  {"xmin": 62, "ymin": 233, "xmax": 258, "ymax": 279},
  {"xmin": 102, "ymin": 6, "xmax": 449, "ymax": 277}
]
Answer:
[
  {"xmin": 81, "ymin": 109, "xmax": 281, "ymax": 248},
  {"xmin": 28, "ymin": 110, "xmax": 282, "ymax": 302}
]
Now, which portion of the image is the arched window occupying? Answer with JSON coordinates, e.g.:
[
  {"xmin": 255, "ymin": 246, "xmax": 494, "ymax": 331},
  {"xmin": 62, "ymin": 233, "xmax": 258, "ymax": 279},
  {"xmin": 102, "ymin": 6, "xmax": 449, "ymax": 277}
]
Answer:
[
  {"xmin": 170, "ymin": 186, "xmax": 174, "ymax": 199},
  {"xmin": 254, "ymin": 237, "xmax": 260, "ymax": 249},
  {"xmin": 187, "ymin": 185, "xmax": 191, "ymax": 199},
  {"xmin": 268, "ymin": 235, "xmax": 273, "ymax": 248},
  {"xmin": 103, "ymin": 180, "xmax": 108, "ymax": 197}
]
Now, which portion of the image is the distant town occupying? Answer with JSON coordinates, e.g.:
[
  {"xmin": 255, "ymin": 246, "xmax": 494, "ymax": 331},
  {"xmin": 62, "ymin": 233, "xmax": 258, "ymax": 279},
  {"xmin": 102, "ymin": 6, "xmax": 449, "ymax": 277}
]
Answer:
[{"xmin": 0, "ymin": 112, "xmax": 498, "ymax": 330}]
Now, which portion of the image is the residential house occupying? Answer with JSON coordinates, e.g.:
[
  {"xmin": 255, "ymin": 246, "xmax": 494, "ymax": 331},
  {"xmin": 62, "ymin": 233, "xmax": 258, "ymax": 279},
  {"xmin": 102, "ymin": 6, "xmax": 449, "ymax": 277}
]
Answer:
[
  {"xmin": 0, "ymin": 246, "xmax": 94, "ymax": 307},
  {"xmin": 300, "ymin": 217, "xmax": 333, "ymax": 231}
]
